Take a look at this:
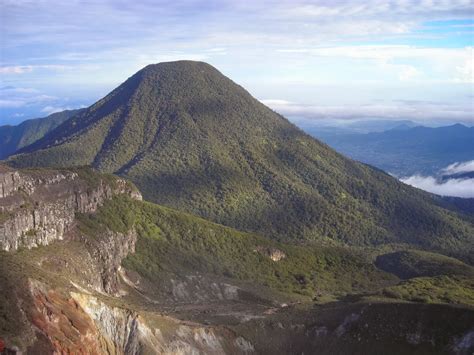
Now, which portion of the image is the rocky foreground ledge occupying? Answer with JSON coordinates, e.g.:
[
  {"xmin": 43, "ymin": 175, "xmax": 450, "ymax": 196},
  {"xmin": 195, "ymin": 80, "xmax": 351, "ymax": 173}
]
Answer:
[{"xmin": 0, "ymin": 164, "xmax": 142, "ymax": 251}]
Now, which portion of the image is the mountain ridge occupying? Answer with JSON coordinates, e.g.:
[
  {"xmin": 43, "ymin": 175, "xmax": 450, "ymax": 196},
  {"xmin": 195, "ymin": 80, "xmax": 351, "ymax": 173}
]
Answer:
[
  {"xmin": 7, "ymin": 61, "xmax": 474, "ymax": 262},
  {"xmin": 309, "ymin": 123, "xmax": 474, "ymax": 177},
  {"xmin": 0, "ymin": 109, "xmax": 84, "ymax": 159}
]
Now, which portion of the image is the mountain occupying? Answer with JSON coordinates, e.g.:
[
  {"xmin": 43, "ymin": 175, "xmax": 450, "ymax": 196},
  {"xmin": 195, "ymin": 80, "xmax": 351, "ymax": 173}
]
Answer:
[
  {"xmin": 8, "ymin": 61, "xmax": 474, "ymax": 262},
  {"xmin": 1, "ymin": 164, "xmax": 473, "ymax": 354},
  {"xmin": 306, "ymin": 119, "xmax": 418, "ymax": 135},
  {"xmin": 298, "ymin": 119, "xmax": 418, "ymax": 139},
  {"xmin": 0, "ymin": 109, "xmax": 84, "ymax": 159},
  {"xmin": 309, "ymin": 124, "xmax": 474, "ymax": 177}
]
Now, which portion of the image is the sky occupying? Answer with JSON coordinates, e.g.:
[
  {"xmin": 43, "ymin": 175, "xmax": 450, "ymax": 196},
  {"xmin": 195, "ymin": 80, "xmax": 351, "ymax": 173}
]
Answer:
[{"xmin": 0, "ymin": 0, "xmax": 473, "ymax": 126}]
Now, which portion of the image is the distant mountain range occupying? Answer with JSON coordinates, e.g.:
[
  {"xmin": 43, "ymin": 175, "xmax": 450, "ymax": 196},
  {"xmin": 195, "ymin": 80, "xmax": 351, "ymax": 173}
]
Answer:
[
  {"xmin": 308, "ymin": 123, "xmax": 474, "ymax": 177},
  {"xmin": 0, "ymin": 109, "xmax": 84, "ymax": 159},
  {"xmin": 302, "ymin": 119, "xmax": 418, "ymax": 135}
]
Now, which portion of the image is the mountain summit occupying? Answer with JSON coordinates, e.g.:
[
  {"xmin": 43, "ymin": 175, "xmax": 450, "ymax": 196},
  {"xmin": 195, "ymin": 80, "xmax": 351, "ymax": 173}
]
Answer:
[{"xmin": 9, "ymin": 61, "xmax": 474, "ymax": 259}]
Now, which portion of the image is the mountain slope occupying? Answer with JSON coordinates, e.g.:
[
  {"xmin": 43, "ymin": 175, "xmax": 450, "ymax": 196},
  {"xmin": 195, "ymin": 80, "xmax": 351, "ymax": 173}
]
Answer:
[
  {"xmin": 2, "ymin": 165, "xmax": 473, "ymax": 354},
  {"xmin": 309, "ymin": 124, "xmax": 474, "ymax": 176},
  {"xmin": 8, "ymin": 61, "xmax": 474, "ymax": 261},
  {"xmin": 0, "ymin": 109, "xmax": 84, "ymax": 159}
]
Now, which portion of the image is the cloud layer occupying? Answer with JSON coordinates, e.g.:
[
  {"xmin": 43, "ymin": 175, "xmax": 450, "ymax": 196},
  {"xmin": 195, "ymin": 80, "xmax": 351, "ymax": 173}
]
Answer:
[
  {"xmin": 260, "ymin": 99, "xmax": 474, "ymax": 122},
  {"xmin": 401, "ymin": 175, "xmax": 474, "ymax": 198},
  {"xmin": 401, "ymin": 160, "xmax": 474, "ymax": 198}
]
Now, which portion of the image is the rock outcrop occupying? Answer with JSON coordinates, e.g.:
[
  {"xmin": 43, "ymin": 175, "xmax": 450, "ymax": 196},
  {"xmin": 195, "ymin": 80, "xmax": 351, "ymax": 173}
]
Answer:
[
  {"xmin": 75, "ymin": 228, "xmax": 138, "ymax": 295},
  {"xmin": 0, "ymin": 164, "xmax": 141, "ymax": 251},
  {"xmin": 254, "ymin": 246, "xmax": 286, "ymax": 262},
  {"xmin": 24, "ymin": 280, "xmax": 255, "ymax": 354},
  {"xmin": 72, "ymin": 292, "xmax": 255, "ymax": 355}
]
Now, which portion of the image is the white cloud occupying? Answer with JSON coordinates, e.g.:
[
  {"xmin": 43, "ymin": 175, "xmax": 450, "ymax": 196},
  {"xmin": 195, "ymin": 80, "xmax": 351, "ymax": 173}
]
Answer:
[
  {"xmin": 280, "ymin": 1, "xmax": 472, "ymax": 20},
  {"xmin": 397, "ymin": 65, "xmax": 421, "ymax": 81},
  {"xmin": 260, "ymin": 99, "xmax": 292, "ymax": 106},
  {"xmin": 278, "ymin": 45, "xmax": 472, "ymax": 83},
  {"xmin": 455, "ymin": 54, "xmax": 474, "ymax": 83},
  {"xmin": 0, "ymin": 90, "xmax": 57, "ymax": 108},
  {"xmin": 401, "ymin": 175, "xmax": 474, "ymax": 198},
  {"xmin": 0, "ymin": 87, "xmax": 39, "ymax": 93},
  {"xmin": 260, "ymin": 99, "xmax": 474, "ymax": 122},
  {"xmin": 0, "ymin": 66, "xmax": 33, "ymax": 74},
  {"xmin": 0, "ymin": 65, "xmax": 68, "ymax": 74},
  {"xmin": 442, "ymin": 160, "xmax": 474, "ymax": 175}
]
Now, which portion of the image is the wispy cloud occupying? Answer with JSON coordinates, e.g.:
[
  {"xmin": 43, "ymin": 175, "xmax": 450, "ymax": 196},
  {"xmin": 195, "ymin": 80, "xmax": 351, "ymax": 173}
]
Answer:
[
  {"xmin": 278, "ymin": 45, "xmax": 473, "ymax": 83},
  {"xmin": 0, "ymin": 65, "xmax": 68, "ymax": 74},
  {"xmin": 0, "ymin": 66, "xmax": 33, "ymax": 74},
  {"xmin": 443, "ymin": 160, "xmax": 474, "ymax": 175},
  {"xmin": 0, "ymin": 94, "xmax": 56, "ymax": 108},
  {"xmin": 40, "ymin": 105, "xmax": 72, "ymax": 114}
]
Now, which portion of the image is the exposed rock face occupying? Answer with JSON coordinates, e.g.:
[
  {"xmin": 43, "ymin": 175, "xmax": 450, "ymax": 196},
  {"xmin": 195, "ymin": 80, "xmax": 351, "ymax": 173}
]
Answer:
[
  {"xmin": 75, "ymin": 228, "xmax": 138, "ymax": 295},
  {"xmin": 72, "ymin": 292, "xmax": 255, "ymax": 355},
  {"xmin": 0, "ymin": 164, "xmax": 141, "ymax": 251},
  {"xmin": 25, "ymin": 280, "xmax": 255, "ymax": 355},
  {"xmin": 72, "ymin": 292, "xmax": 141, "ymax": 354},
  {"xmin": 254, "ymin": 246, "xmax": 286, "ymax": 262},
  {"xmin": 28, "ymin": 280, "xmax": 108, "ymax": 354}
]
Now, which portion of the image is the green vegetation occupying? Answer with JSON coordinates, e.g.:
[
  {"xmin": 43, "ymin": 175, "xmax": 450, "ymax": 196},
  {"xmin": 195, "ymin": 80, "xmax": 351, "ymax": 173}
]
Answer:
[
  {"xmin": 375, "ymin": 250, "xmax": 474, "ymax": 279},
  {"xmin": 382, "ymin": 276, "xmax": 474, "ymax": 306},
  {"xmin": 8, "ymin": 61, "xmax": 474, "ymax": 263},
  {"xmin": 76, "ymin": 195, "xmax": 474, "ymax": 306},
  {"xmin": 78, "ymin": 196, "xmax": 395, "ymax": 298},
  {"xmin": 0, "ymin": 109, "xmax": 83, "ymax": 159}
]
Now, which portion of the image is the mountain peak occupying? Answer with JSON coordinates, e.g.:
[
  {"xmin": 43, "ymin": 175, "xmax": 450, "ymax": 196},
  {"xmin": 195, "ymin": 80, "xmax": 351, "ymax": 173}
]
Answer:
[
  {"xmin": 8, "ymin": 64, "xmax": 474, "ymax": 262},
  {"xmin": 142, "ymin": 60, "xmax": 216, "ymax": 71},
  {"xmin": 134, "ymin": 60, "xmax": 229, "ymax": 87}
]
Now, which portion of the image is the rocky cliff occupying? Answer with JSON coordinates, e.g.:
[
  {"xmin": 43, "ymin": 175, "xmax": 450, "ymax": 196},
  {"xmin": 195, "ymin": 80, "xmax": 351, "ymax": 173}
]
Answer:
[
  {"xmin": 0, "ymin": 164, "xmax": 141, "ymax": 251},
  {"xmin": 0, "ymin": 165, "xmax": 256, "ymax": 354}
]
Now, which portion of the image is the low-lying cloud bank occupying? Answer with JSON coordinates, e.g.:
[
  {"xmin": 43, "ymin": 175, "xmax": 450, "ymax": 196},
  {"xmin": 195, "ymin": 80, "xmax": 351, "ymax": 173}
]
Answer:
[
  {"xmin": 401, "ymin": 175, "xmax": 474, "ymax": 198},
  {"xmin": 442, "ymin": 160, "xmax": 474, "ymax": 175},
  {"xmin": 260, "ymin": 99, "xmax": 474, "ymax": 124},
  {"xmin": 401, "ymin": 160, "xmax": 474, "ymax": 198}
]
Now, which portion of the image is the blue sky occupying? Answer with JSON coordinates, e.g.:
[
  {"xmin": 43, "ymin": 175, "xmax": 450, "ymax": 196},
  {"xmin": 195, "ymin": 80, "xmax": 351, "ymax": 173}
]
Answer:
[{"xmin": 0, "ymin": 0, "xmax": 473, "ymax": 126}]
